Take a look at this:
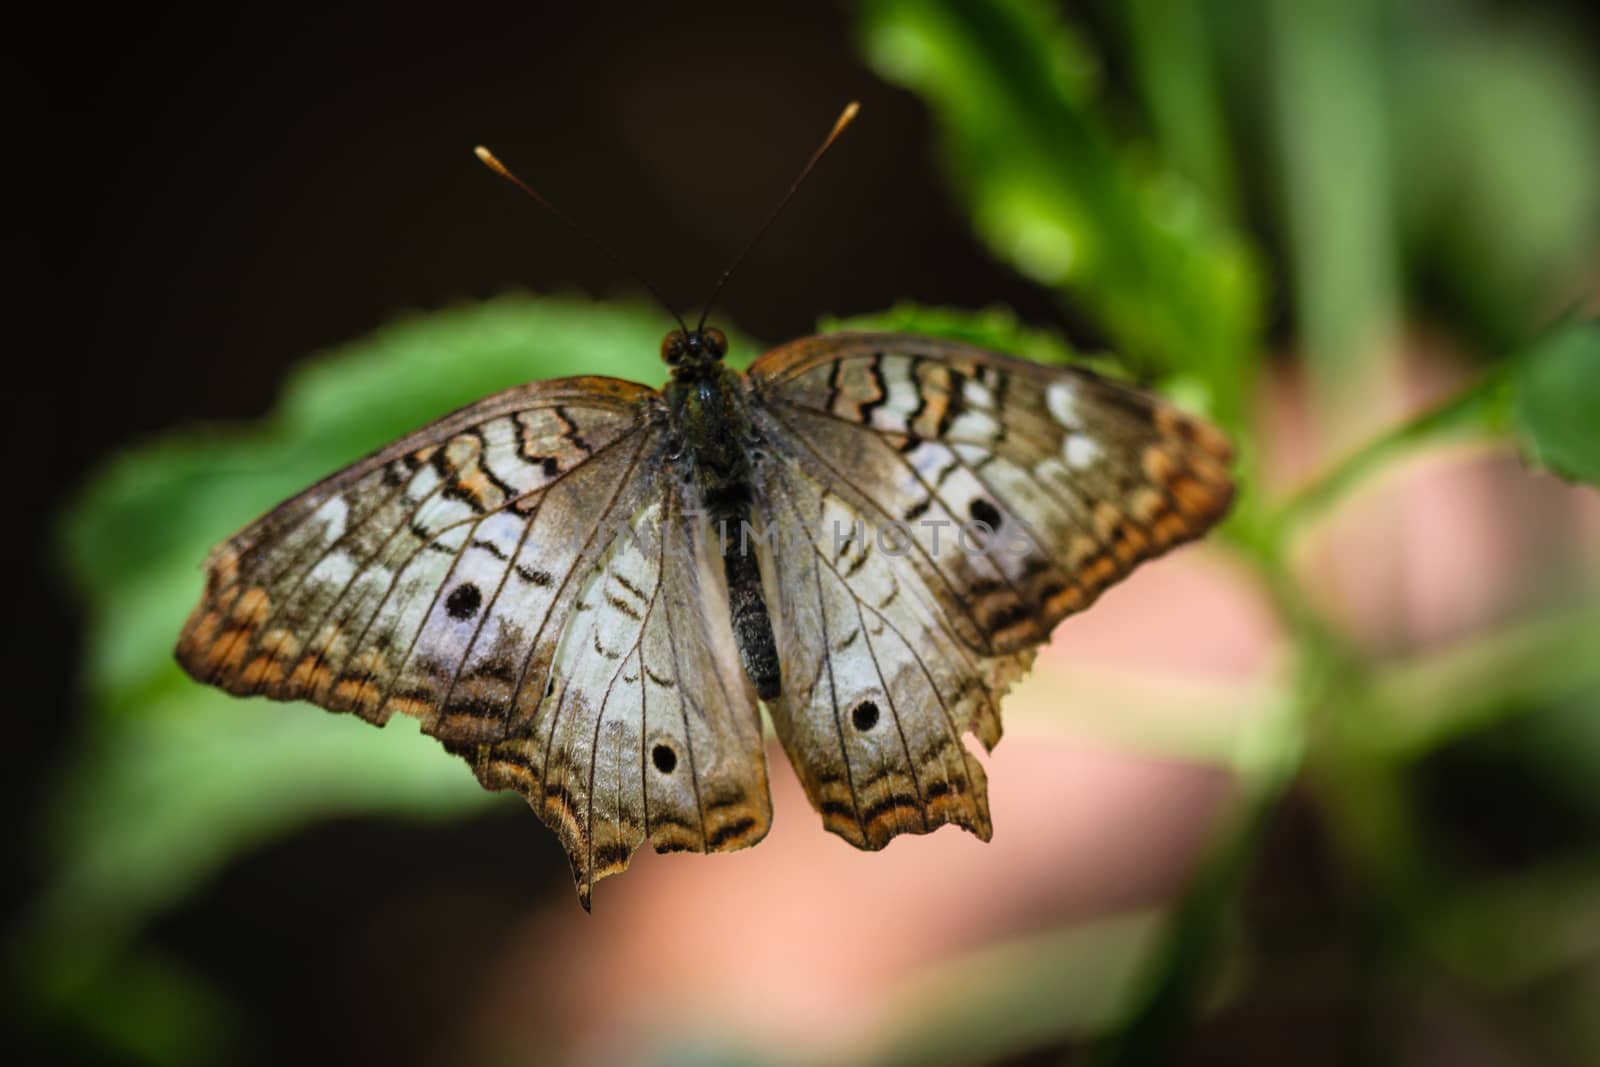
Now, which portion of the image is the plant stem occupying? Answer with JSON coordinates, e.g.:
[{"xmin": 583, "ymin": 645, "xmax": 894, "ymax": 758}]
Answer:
[
  {"xmin": 1268, "ymin": 365, "xmax": 1512, "ymax": 539},
  {"xmin": 1090, "ymin": 543, "xmax": 1349, "ymax": 1064}
]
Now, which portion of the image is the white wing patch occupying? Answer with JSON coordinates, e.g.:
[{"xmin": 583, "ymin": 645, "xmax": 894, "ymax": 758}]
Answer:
[
  {"xmin": 1063, "ymin": 432, "xmax": 1102, "ymax": 469},
  {"xmin": 1046, "ymin": 379, "xmax": 1083, "ymax": 429}
]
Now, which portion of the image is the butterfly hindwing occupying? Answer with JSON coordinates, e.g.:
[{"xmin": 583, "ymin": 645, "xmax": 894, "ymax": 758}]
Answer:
[
  {"xmin": 748, "ymin": 332, "xmax": 1234, "ymax": 848},
  {"xmin": 456, "ymin": 486, "xmax": 771, "ymax": 907},
  {"xmin": 756, "ymin": 457, "xmax": 1028, "ymax": 848}
]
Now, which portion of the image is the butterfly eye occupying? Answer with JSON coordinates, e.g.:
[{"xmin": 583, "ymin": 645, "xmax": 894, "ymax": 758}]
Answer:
[
  {"xmin": 703, "ymin": 327, "xmax": 728, "ymax": 357},
  {"xmin": 660, "ymin": 331, "xmax": 687, "ymax": 364}
]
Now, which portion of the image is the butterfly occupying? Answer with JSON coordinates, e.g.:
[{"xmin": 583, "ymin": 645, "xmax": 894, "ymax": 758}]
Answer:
[{"xmin": 174, "ymin": 106, "xmax": 1234, "ymax": 909}]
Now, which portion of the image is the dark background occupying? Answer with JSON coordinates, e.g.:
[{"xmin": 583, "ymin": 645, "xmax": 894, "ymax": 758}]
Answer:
[{"xmin": 14, "ymin": 5, "xmax": 1069, "ymax": 1064}]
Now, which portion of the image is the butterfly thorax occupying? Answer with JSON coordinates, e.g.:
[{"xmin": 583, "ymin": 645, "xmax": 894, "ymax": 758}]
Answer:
[
  {"xmin": 660, "ymin": 343, "xmax": 782, "ymax": 702},
  {"xmin": 664, "ymin": 362, "xmax": 754, "ymax": 490}
]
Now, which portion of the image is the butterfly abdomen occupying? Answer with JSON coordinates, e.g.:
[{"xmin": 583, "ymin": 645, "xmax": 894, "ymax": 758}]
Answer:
[
  {"xmin": 667, "ymin": 367, "xmax": 783, "ymax": 701},
  {"xmin": 713, "ymin": 491, "xmax": 782, "ymax": 701}
]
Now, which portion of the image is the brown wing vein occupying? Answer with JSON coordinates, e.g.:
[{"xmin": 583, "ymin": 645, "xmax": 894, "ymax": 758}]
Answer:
[
  {"xmin": 796, "ymin": 486, "xmax": 972, "ymax": 782},
  {"xmin": 656, "ymin": 509, "xmax": 710, "ymax": 846},
  {"xmin": 851, "ymin": 583, "xmax": 930, "ymax": 834},
  {"xmin": 585, "ymin": 532, "xmax": 666, "ymax": 883},
  {"xmin": 261, "ymin": 469, "xmax": 475, "ymax": 695},
  {"xmin": 505, "ymin": 432, "xmax": 653, "ymax": 753},
  {"xmin": 230, "ymin": 464, "xmax": 433, "ymax": 682}
]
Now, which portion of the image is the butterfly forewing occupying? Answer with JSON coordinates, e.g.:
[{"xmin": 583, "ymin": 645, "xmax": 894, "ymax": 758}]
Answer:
[
  {"xmin": 178, "ymin": 377, "xmax": 653, "ymax": 742},
  {"xmin": 751, "ymin": 334, "xmax": 1234, "ymax": 650},
  {"xmin": 747, "ymin": 332, "xmax": 1233, "ymax": 849}
]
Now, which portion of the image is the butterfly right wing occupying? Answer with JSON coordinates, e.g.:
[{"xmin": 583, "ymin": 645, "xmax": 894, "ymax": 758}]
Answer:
[
  {"xmin": 752, "ymin": 455, "xmax": 1025, "ymax": 849},
  {"xmin": 745, "ymin": 332, "xmax": 1233, "ymax": 851},
  {"xmin": 176, "ymin": 376, "xmax": 659, "ymax": 746}
]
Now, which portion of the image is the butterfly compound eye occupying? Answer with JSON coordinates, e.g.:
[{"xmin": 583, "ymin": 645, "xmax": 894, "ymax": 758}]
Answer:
[
  {"xmin": 660, "ymin": 330, "xmax": 687, "ymax": 365},
  {"xmin": 703, "ymin": 327, "xmax": 728, "ymax": 357}
]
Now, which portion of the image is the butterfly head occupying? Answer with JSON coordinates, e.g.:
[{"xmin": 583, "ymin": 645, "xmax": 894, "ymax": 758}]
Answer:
[{"xmin": 661, "ymin": 327, "xmax": 728, "ymax": 371}]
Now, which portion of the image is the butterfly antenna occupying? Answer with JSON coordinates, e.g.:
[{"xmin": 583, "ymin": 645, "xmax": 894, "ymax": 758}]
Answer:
[
  {"xmin": 474, "ymin": 145, "xmax": 690, "ymax": 334},
  {"xmin": 695, "ymin": 101, "xmax": 860, "ymax": 333}
]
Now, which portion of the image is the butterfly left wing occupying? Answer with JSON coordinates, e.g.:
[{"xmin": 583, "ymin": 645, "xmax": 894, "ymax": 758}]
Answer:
[
  {"xmin": 746, "ymin": 332, "xmax": 1233, "ymax": 849},
  {"xmin": 176, "ymin": 377, "xmax": 771, "ymax": 907}
]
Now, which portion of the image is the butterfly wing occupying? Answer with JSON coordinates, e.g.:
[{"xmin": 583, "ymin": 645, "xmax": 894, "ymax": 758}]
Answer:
[
  {"xmin": 456, "ymin": 480, "xmax": 772, "ymax": 907},
  {"xmin": 752, "ymin": 457, "xmax": 1021, "ymax": 848},
  {"xmin": 178, "ymin": 376, "xmax": 651, "ymax": 741},
  {"xmin": 177, "ymin": 377, "xmax": 771, "ymax": 905},
  {"xmin": 747, "ymin": 332, "xmax": 1233, "ymax": 848}
]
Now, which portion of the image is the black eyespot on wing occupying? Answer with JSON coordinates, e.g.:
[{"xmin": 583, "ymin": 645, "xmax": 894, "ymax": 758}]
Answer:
[
  {"xmin": 445, "ymin": 583, "xmax": 482, "ymax": 621},
  {"xmin": 851, "ymin": 700, "xmax": 879, "ymax": 732},
  {"xmin": 968, "ymin": 498, "xmax": 1003, "ymax": 529},
  {"xmin": 652, "ymin": 744, "xmax": 677, "ymax": 774}
]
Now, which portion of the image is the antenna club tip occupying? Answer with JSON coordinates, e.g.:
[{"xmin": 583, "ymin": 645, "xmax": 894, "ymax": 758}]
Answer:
[
  {"xmin": 829, "ymin": 101, "xmax": 861, "ymax": 139},
  {"xmin": 474, "ymin": 145, "xmax": 512, "ymax": 178}
]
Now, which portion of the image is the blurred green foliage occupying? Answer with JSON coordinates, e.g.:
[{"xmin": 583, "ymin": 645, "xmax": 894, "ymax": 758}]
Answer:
[
  {"xmin": 860, "ymin": 0, "xmax": 1262, "ymax": 431},
  {"xmin": 24, "ymin": 0, "xmax": 1600, "ymax": 1064},
  {"xmin": 1516, "ymin": 319, "xmax": 1600, "ymax": 483}
]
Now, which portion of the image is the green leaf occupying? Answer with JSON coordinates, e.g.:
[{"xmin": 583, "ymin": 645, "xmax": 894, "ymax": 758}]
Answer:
[
  {"xmin": 1513, "ymin": 317, "xmax": 1600, "ymax": 484},
  {"xmin": 1117, "ymin": 0, "xmax": 1239, "ymax": 213},
  {"xmin": 1266, "ymin": 0, "xmax": 1403, "ymax": 403},
  {"xmin": 1426, "ymin": 853, "xmax": 1600, "ymax": 990},
  {"xmin": 819, "ymin": 301, "xmax": 1124, "ymax": 375},
  {"xmin": 861, "ymin": 913, "xmax": 1164, "ymax": 1066},
  {"xmin": 1394, "ymin": 19, "xmax": 1600, "ymax": 347},
  {"xmin": 857, "ymin": 0, "xmax": 1263, "ymax": 429},
  {"xmin": 1273, "ymin": 317, "xmax": 1599, "ymax": 535},
  {"xmin": 28, "ymin": 945, "xmax": 245, "ymax": 1067},
  {"xmin": 1362, "ymin": 608, "xmax": 1600, "ymax": 761}
]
